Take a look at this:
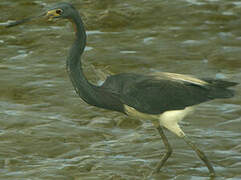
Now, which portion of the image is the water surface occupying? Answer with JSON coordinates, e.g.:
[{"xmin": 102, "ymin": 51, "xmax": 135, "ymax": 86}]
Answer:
[{"xmin": 0, "ymin": 0, "xmax": 241, "ymax": 179}]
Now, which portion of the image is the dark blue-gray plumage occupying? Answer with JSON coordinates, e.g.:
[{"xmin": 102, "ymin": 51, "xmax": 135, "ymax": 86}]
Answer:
[{"xmin": 7, "ymin": 2, "xmax": 238, "ymax": 177}]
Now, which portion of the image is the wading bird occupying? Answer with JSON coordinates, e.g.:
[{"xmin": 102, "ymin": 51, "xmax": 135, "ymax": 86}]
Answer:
[{"xmin": 6, "ymin": 2, "xmax": 238, "ymax": 177}]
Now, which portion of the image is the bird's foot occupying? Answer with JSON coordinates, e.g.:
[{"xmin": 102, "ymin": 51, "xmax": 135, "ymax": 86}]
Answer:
[{"xmin": 209, "ymin": 172, "xmax": 216, "ymax": 178}]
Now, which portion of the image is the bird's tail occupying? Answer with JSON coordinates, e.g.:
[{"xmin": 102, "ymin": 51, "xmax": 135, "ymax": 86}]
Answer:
[
  {"xmin": 204, "ymin": 79, "xmax": 238, "ymax": 99},
  {"xmin": 203, "ymin": 78, "xmax": 238, "ymax": 88}
]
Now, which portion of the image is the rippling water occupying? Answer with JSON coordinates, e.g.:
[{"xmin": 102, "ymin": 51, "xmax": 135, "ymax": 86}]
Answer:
[{"xmin": 0, "ymin": 0, "xmax": 241, "ymax": 179}]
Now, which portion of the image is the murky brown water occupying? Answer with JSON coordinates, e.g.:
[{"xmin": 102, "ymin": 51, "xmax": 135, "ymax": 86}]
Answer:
[{"xmin": 0, "ymin": 0, "xmax": 241, "ymax": 179}]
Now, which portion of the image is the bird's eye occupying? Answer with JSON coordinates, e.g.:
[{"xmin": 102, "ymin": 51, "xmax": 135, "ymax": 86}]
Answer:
[{"xmin": 56, "ymin": 9, "xmax": 63, "ymax": 15}]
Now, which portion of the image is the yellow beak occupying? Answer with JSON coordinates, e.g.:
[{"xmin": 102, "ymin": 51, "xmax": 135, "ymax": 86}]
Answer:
[{"xmin": 46, "ymin": 10, "xmax": 60, "ymax": 21}]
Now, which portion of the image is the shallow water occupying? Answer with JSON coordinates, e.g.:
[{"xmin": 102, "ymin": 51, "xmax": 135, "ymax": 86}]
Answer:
[{"xmin": 0, "ymin": 0, "xmax": 241, "ymax": 179}]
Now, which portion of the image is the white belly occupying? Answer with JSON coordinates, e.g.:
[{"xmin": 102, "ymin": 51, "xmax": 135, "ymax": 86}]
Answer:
[{"xmin": 124, "ymin": 105, "xmax": 194, "ymax": 137}]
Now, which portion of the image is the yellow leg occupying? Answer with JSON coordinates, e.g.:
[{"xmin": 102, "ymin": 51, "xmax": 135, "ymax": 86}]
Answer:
[
  {"xmin": 155, "ymin": 125, "xmax": 173, "ymax": 172},
  {"xmin": 183, "ymin": 135, "xmax": 216, "ymax": 177}
]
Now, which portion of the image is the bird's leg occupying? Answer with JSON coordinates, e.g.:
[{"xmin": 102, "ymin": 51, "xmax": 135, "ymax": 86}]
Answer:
[
  {"xmin": 155, "ymin": 125, "xmax": 173, "ymax": 172},
  {"xmin": 182, "ymin": 135, "xmax": 216, "ymax": 177}
]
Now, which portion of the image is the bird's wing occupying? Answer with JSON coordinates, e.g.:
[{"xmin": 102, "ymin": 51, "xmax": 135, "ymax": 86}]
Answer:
[
  {"xmin": 101, "ymin": 72, "xmax": 214, "ymax": 114},
  {"xmin": 124, "ymin": 74, "xmax": 214, "ymax": 114},
  {"xmin": 101, "ymin": 72, "xmax": 235, "ymax": 114},
  {"xmin": 149, "ymin": 72, "xmax": 209, "ymax": 87}
]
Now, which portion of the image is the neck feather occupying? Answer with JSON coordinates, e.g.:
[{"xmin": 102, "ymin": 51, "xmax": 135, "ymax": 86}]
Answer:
[
  {"xmin": 65, "ymin": 12, "xmax": 124, "ymax": 113},
  {"xmin": 66, "ymin": 13, "xmax": 97, "ymax": 105}
]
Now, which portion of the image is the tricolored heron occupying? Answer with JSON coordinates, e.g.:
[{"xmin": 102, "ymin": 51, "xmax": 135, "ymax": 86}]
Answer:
[{"xmin": 6, "ymin": 2, "xmax": 238, "ymax": 177}]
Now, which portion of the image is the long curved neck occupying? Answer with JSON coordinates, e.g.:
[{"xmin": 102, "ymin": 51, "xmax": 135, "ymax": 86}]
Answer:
[
  {"xmin": 65, "ymin": 12, "xmax": 124, "ymax": 113},
  {"xmin": 66, "ymin": 13, "xmax": 97, "ymax": 105}
]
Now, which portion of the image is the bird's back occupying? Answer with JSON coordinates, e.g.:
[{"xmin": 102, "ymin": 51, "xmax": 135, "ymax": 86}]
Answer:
[{"xmin": 100, "ymin": 72, "xmax": 237, "ymax": 114}]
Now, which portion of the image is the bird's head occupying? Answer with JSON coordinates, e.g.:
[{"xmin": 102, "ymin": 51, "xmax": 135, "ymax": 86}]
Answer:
[
  {"xmin": 5, "ymin": 2, "xmax": 80, "ymax": 29},
  {"xmin": 46, "ymin": 3, "xmax": 78, "ymax": 21}
]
